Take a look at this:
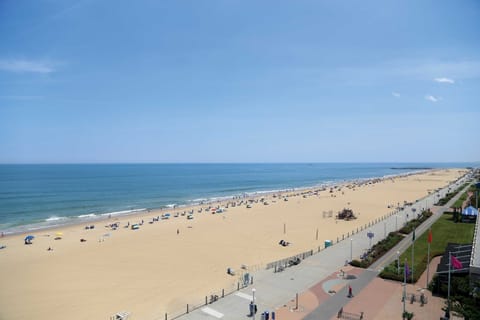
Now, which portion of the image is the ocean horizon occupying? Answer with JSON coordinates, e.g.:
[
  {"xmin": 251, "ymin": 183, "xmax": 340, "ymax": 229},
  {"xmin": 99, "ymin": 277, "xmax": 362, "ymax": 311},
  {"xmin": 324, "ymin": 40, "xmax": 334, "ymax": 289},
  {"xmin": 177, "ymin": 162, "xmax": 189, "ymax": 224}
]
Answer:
[{"xmin": 0, "ymin": 162, "xmax": 476, "ymax": 234}]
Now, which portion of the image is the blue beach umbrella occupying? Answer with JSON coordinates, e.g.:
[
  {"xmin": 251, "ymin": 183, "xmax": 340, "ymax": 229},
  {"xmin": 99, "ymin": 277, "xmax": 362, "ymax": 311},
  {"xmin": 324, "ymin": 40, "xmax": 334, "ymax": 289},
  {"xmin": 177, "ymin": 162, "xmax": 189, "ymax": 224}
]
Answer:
[{"xmin": 24, "ymin": 235, "xmax": 35, "ymax": 244}]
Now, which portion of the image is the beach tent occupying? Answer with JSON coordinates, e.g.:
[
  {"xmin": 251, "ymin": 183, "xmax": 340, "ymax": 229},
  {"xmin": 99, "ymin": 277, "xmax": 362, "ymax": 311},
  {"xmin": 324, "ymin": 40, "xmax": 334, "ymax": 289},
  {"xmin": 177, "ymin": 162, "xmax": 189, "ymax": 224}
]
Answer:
[
  {"xmin": 462, "ymin": 206, "xmax": 478, "ymax": 216},
  {"xmin": 461, "ymin": 206, "xmax": 478, "ymax": 222}
]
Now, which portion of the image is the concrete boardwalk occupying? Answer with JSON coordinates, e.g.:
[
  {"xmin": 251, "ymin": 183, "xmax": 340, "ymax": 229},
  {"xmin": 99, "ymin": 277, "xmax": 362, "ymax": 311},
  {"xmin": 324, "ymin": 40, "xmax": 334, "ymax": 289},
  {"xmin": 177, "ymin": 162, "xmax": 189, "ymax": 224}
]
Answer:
[{"xmin": 171, "ymin": 177, "xmax": 468, "ymax": 320}]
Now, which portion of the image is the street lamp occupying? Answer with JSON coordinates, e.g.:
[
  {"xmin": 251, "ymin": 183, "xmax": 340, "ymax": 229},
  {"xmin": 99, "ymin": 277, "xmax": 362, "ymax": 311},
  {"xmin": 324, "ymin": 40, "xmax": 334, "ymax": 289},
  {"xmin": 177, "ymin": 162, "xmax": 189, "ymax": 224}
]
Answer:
[
  {"xmin": 396, "ymin": 251, "xmax": 400, "ymax": 275},
  {"xmin": 350, "ymin": 238, "xmax": 353, "ymax": 261},
  {"xmin": 252, "ymin": 288, "xmax": 256, "ymax": 320},
  {"xmin": 395, "ymin": 214, "xmax": 398, "ymax": 231}
]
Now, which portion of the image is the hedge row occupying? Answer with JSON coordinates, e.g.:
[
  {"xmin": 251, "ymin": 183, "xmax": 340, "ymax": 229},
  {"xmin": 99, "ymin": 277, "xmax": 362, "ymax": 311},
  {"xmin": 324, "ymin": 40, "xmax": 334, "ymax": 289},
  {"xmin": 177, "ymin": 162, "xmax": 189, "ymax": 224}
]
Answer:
[{"xmin": 350, "ymin": 232, "xmax": 404, "ymax": 268}]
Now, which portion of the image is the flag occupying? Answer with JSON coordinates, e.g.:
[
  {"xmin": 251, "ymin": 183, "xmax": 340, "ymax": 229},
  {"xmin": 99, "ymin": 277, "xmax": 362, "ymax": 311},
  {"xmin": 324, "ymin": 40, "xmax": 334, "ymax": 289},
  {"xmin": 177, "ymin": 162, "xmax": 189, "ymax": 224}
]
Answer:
[
  {"xmin": 451, "ymin": 255, "xmax": 463, "ymax": 270},
  {"xmin": 405, "ymin": 261, "xmax": 411, "ymax": 276},
  {"xmin": 412, "ymin": 228, "xmax": 416, "ymax": 242},
  {"xmin": 427, "ymin": 229, "xmax": 432, "ymax": 244}
]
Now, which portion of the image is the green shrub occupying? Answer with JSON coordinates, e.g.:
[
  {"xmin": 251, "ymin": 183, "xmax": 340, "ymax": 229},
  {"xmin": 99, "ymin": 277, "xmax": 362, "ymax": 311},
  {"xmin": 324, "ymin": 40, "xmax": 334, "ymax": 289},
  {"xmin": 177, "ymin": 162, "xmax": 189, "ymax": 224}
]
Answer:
[{"xmin": 351, "ymin": 232, "xmax": 404, "ymax": 269}]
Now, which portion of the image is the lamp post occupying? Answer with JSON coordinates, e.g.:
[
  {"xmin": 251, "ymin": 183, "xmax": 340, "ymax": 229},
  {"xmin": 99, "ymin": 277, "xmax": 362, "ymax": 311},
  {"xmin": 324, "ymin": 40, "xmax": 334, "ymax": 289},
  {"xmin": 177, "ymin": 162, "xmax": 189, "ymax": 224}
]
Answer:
[
  {"xmin": 395, "ymin": 214, "xmax": 398, "ymax": 231},
  {"xmin": 252, "ymin": 288, "xmax": 256, "ymax": 320},
  {"xmin": 384, "ymin": 222, "xmax": 387, "ymax": 238},
  {"xmin": 396, "ymin": 251, "xmax": 400, "ymax": 275},
  {"xmin": 350, "ymin": 238, "xmax": 353, "ymax": 261}
]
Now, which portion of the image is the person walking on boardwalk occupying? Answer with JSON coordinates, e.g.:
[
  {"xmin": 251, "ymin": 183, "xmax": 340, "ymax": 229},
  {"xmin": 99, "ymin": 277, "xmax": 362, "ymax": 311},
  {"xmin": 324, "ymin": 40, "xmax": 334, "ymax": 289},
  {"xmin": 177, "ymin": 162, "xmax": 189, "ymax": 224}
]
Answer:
[
  {"xmin": 249, "ymin": 300, "xmax": 257, "ymax": 317},
  {"xmin": 348, "ymin": 285, "xmax": 353, "ymax": 298}
]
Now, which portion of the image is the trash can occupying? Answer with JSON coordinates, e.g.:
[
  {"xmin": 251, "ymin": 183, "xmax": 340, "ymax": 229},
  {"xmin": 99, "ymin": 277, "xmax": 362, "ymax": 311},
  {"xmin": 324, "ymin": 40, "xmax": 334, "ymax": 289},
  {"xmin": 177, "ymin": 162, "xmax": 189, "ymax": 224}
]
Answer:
[{"xmin": 324, "ymin": 240, "xmax": 332, "ymax": 248}]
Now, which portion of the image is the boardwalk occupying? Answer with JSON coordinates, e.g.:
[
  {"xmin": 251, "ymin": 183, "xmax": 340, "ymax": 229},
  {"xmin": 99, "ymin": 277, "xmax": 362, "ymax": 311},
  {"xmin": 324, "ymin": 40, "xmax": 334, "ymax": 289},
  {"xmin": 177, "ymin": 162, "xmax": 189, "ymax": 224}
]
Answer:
[{"xmin": 174, "ymin": 178, "xmax": 469, "ymax": 320}]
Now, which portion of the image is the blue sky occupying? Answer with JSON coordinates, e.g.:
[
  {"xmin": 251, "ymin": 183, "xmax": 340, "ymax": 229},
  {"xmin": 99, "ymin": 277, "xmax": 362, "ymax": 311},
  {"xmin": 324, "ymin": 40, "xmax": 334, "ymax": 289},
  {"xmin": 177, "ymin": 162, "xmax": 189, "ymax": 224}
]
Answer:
[{"xmin": 0, "ymin": 0, "xmax": 479, "ymax": 163}]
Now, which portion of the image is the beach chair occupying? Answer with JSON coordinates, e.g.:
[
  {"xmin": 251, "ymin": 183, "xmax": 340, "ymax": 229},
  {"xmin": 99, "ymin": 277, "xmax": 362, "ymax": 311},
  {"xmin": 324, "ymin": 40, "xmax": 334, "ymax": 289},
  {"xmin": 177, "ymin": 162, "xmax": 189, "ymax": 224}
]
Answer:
[{"xmin": 111, "ymin": 311, "xmax": 130, "ymax": 320}]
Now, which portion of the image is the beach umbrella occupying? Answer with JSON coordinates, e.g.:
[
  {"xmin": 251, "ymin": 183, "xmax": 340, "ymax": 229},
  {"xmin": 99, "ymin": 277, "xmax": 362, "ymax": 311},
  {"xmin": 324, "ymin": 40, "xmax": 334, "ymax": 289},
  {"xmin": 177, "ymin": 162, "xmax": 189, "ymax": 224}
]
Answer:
[
  {"xmin": 55, "ymin": 232, "xmax": 63, "ymax": 237},
  {"xmin": 24, "ymin": 235, "xmax": 35, "ymax": 244}
]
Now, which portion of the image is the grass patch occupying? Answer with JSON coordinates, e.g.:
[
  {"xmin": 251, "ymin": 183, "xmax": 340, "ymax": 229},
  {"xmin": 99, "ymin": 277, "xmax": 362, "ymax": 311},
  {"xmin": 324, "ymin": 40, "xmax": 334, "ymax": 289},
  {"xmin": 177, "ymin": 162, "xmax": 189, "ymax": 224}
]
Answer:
[{"xmin": 380, "ymin": 213, "xmax": 475, "ymax": 283}]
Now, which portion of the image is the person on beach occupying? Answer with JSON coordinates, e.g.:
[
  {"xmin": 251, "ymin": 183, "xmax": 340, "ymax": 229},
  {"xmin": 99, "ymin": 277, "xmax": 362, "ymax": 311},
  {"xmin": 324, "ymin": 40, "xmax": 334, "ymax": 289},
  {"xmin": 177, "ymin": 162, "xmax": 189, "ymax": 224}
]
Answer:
[{"xmin": 177, "ymin": 229, "xmax": 179, "ymax": 235}]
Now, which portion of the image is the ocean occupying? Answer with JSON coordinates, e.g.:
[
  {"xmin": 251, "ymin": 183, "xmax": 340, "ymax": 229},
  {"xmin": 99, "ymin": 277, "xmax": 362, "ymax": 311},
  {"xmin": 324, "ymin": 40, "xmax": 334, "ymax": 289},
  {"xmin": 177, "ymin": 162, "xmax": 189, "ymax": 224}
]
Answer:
[{"xmin": 0, "ymin": 163, "xmax": 474, "ymax": 233}]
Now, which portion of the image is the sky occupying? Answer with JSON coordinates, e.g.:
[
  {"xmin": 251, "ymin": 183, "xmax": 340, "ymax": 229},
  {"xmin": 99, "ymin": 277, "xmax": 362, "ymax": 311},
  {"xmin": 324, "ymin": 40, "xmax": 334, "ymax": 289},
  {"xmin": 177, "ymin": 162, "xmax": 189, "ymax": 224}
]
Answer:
[{"xmin": 0, "ymin": 0, "xmax": 479, "ymax": 163}]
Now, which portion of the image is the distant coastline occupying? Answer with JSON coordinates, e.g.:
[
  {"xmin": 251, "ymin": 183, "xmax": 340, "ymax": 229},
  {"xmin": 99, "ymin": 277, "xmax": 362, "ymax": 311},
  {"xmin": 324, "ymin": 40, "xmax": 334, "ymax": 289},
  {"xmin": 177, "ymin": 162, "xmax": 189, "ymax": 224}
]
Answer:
[{"xmin": 390, "ymin": 167, "xmax": 433, "ymax": 170}]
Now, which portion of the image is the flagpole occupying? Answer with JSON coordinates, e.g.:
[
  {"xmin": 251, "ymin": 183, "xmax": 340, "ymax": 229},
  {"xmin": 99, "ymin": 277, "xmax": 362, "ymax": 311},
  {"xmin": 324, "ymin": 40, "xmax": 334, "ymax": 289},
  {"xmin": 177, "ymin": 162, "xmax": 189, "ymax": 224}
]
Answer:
[
  {"xmin": 411, "ymin": 228, "xmax": 415, "ymax": 284},
  {"xmin": 426, "ymin": 240, "xmax": 430, "ymax": 288},
  {"xmin": 447, "ymin": 251, "xmax": 451, "ymax": 318},
  {"xmin": 403, "ymin": 258, "xmax": 406, "ymax": 314},
  {"xmin": 426, "ymin": 228, "xmax": 432, "ymax": 289}
]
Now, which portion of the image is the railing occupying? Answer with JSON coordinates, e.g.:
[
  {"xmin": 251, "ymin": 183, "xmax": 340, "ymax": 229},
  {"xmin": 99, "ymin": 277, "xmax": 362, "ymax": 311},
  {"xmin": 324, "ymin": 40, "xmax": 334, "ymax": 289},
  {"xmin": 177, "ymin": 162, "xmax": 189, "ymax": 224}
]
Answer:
[{"xmin": 163, "ymin": 277, "xmax": 251, "ymax": 320}]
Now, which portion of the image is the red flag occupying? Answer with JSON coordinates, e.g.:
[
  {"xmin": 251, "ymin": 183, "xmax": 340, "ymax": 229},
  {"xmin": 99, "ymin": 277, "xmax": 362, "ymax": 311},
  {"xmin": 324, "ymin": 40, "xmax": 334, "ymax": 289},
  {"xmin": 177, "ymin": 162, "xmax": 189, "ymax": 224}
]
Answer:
[
  {"xmin": 427, "ymin": 229, "xmax": 432, "ymax": 244},
  {"xmin": 451, "ymin": 255, "xmax": 463, "ymax": 270}
]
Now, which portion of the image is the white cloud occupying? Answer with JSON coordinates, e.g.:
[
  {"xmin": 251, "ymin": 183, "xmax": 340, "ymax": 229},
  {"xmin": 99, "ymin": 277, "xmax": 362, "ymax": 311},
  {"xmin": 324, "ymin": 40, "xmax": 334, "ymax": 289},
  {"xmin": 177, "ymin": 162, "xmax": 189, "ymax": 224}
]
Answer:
[
  {"xmin": 0, "ymin": 59, "xmax": 55, "ymax": 73},
  {"xmin": 434, "ymin": 77, "xmax": 455, "ymax": 84},
  {"xmin": 425, "ymin": 95, "xmax": 440, "ymax": 102},
  {"xmin": 392, "ymin": 92, "xmax": 401, "ymax": 98}
]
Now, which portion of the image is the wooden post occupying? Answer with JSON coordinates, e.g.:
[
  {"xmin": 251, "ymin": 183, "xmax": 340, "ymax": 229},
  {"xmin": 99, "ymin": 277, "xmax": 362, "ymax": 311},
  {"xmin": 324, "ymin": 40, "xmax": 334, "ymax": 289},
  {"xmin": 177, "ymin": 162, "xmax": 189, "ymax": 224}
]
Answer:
[
  {"xmin": 165, "ymin": 313, "xmax": 167, "ymax": 320},
  {"xmin": 222, "ymin": 289, "xmax": 224, "ymax": 297},
  {"xmin": 187, "ymin": 304, "xmax": 189, "ymax": 313},
  {"xmin": 205, "ymin": 296, "xmax": 208, "ymax": 305},
  {"xmin": 295, "ymin": 293, "xmax": 298, "ymax": 310},
  {"xmin": 316, "ymin": 228, "xmax": 319, "ymax": 240}
]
